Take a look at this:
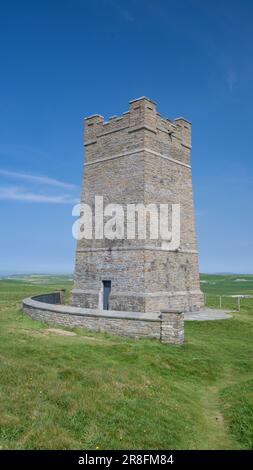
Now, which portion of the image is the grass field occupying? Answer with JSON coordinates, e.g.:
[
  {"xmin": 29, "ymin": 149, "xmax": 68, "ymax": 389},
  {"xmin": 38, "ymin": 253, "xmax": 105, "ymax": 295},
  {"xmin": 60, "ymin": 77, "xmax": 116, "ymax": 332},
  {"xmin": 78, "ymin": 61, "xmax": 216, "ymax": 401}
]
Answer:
[
  {"xmin": 201, "ymin": 273, "xmax": 253, "ymax": 295},
  {"xmin": 0, "ymin": 274, "xmax": 252, "ymax": 450}
]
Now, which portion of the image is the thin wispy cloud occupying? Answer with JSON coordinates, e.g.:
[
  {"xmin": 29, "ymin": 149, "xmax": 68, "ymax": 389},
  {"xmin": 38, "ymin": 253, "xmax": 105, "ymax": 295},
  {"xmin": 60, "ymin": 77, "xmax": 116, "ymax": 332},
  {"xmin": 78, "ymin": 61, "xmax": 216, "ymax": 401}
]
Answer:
[
  {"xmin": 0, "ymin": 186, "xmax": 79, "ymax": 204},
  {"xmin": 0, "ymin": 169, "xmax": 77, "ymax": 190},
  {"xmin": 0, "ymin": 169, "xmax": 79, "ymax": 204}
]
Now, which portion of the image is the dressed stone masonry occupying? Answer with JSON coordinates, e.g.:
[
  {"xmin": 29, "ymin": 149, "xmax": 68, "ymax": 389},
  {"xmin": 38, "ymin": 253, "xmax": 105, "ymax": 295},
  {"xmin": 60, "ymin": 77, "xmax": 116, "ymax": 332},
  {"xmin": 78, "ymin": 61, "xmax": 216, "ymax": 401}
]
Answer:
[
  {"xmin": 23, "ymin": 97, "xmax": 204, "ymax": 344},
  {"xmin": 23, "ymin": 293, "xmax": 184, "ymax": 344},
  {"xmin": 72, "ymin": 97, "xmax": 204, "ymax": 314}
]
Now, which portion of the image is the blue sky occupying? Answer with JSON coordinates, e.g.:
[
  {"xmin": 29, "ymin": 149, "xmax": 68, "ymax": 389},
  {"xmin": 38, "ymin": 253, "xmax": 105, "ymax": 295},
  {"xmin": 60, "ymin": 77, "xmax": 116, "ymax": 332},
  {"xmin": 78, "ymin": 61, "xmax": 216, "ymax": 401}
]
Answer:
[{"xmin": 0, "ymin": 0, "xmax": 252, "ymax": 274}]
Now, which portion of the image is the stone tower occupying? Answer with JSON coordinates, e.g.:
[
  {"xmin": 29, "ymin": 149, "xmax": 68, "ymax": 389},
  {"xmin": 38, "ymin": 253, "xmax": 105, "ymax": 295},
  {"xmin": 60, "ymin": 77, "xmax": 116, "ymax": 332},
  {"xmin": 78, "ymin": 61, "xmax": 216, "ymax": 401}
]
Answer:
[{"xmin": 71, "ymin": 97, "xmax": 204, "ymax": 313}]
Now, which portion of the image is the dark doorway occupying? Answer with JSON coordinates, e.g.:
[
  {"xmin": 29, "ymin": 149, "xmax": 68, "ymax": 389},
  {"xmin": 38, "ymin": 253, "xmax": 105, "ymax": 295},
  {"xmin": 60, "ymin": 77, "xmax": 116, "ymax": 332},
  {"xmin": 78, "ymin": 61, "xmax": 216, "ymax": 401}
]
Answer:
[{"xmin": 102, "ymin": 280, "xmax": 111, "ymax": 310}]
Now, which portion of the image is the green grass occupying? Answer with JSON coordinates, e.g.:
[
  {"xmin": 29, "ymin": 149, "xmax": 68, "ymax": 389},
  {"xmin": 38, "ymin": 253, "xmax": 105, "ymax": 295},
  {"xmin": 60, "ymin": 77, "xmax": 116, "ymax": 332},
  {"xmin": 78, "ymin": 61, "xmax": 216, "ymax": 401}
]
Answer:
[
  {"xmin": 200, "ymin": 273, "xmax": 253, "ymax": 295},
  {"xmin": 0, "ymin": 274, "xmax": 253, "ymax": 450},
  {"xmin": 200, "ymin": 273, "xmax": 253, "ymax": 310}
]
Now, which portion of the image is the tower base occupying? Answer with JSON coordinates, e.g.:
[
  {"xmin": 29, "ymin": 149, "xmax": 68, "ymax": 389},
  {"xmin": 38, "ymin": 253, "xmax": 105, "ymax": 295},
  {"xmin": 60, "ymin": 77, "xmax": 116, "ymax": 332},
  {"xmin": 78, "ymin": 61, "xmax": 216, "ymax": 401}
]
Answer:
[{"xmin": 71, "ymin": 289, "xmax": 204, "ymax": 313}]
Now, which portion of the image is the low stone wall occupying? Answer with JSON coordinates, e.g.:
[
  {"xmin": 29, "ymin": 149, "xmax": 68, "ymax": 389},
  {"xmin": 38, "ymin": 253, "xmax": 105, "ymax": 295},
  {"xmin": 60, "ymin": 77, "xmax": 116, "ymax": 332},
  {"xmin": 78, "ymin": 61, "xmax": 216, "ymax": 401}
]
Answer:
[{"xmin": 23, "ymin": 292, "xmax": 184, "ymax": 344}]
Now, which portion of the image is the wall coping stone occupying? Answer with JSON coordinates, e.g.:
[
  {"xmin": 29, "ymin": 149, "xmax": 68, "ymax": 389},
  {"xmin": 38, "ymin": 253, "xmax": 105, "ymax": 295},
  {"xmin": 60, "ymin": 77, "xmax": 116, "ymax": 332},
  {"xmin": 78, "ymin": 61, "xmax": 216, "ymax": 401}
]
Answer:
[
  {"xmin": 23, "ymin": 292, "xmax": 185, "ymax": 344},
  {"xmin": 23, "ymin": 294, "xmax": 161, "ymax": 322},
  {"xmin": 161, "ymin": 309, "xmax": 184, "ymax": 315}
]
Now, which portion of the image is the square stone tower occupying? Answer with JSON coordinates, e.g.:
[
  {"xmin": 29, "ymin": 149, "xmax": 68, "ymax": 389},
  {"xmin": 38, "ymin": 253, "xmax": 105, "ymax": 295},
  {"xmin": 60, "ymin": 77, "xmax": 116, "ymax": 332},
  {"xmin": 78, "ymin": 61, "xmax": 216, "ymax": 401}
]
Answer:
[{"xmin": 71, "ymin": 97, "xmax": 204, "ymax": 313}]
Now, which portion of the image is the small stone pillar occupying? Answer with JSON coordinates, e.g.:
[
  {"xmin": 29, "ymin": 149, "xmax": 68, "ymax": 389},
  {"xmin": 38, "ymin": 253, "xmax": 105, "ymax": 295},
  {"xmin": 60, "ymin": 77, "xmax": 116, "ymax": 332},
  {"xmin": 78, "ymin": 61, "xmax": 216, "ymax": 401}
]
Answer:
[
  {"xmin": 56, "ymin": 289, "xmax": 65, "ymax": 304},
  {"xmin": 160, "ymin": 310, "xmax": 184, "ymax": 344}
]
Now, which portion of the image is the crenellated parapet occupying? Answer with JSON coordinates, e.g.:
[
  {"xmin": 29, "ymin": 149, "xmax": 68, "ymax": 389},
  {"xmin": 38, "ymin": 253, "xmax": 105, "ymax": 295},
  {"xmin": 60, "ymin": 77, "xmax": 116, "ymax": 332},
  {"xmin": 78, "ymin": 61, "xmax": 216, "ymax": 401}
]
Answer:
[
  {"xmin": 73, "ymin": 97, "xmax": 203, "ymax": 315},
  {"xmin": 84, "ymin": 97, "xmax": 191, "ymax": 154}
]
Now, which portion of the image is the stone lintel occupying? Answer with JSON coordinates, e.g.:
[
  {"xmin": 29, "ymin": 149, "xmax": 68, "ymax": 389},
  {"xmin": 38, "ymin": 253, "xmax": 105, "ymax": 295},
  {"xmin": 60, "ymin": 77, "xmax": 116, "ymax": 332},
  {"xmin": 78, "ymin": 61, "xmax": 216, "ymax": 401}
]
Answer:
[{"xmin": 161, "ymin": 309, "xmax": 184, "ymax": 315}]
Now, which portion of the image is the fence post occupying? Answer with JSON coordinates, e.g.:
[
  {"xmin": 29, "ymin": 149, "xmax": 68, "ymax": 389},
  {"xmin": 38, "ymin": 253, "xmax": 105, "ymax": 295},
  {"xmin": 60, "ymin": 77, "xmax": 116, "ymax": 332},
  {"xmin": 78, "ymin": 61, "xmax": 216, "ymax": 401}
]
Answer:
[
  {"xmin": 238, "ymin": 297, "xmax": 241, "ymax": 312},
  {"xmin": 219, "ymin": 296, "xmax": 222, "ymax": 308}
]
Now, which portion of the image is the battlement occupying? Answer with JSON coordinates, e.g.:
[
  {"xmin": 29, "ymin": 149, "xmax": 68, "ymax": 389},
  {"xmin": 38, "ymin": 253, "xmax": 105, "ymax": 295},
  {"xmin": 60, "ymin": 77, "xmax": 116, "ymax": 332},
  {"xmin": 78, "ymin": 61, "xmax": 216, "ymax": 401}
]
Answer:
[
  {"xmin": 84, "ymin": 97, "xmax": 191, "ymax": 148},
  {"xmin": 74, "ymin": 97, "xmax": 203, "ymax": 316}
]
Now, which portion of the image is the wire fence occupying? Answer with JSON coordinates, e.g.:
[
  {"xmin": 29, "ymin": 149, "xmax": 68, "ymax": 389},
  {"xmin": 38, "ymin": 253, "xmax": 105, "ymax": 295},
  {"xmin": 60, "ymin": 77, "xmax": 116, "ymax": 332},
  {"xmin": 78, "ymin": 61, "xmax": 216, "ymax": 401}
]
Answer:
[{"xmin": 203, "ymin": 294, "xmax": 253, "ymax": 311}]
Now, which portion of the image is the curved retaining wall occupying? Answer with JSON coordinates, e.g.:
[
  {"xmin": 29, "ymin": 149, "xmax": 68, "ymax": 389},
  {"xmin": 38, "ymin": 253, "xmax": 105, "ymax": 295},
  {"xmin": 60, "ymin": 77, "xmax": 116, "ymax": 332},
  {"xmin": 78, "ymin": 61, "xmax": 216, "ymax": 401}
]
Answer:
[{"xmin": 23, "ymin": 292, "xmax": 184, "ymax": 344}]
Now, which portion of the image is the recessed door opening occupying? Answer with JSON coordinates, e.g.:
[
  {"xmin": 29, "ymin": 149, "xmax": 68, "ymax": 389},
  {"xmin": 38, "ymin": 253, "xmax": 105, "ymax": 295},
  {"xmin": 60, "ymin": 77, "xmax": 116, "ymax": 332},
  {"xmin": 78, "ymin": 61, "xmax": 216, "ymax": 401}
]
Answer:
[{"xmin": 102, "ymin": 280, "xmax": 111, "ymax": 310}]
